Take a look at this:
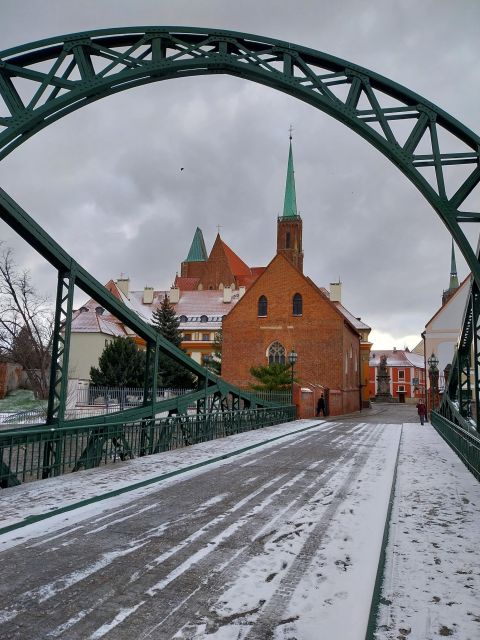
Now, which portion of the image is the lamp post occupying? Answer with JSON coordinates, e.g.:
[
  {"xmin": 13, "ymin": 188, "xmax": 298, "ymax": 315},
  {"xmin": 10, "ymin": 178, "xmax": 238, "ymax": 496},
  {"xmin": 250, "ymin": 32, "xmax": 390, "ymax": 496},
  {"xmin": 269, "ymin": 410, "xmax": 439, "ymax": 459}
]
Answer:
[
  {"xmin": 427, "ymin": 352, "xmax": 439, "ymax": 416},
  {"xmin": 203, "ymin": 354, "xmax": 211, "ymax": 413},
  {"xmin": 288, "ymin": 348, "xmax": 298, "ymax": 404}
]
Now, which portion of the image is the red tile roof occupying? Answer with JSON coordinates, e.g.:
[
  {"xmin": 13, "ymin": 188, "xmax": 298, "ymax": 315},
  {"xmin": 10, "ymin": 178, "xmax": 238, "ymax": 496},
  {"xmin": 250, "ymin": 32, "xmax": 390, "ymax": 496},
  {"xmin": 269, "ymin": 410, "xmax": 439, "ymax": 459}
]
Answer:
[
  {"xmin": 221, "ymin": 240, "xmax": 252, "ymax": 277},
  {"xmin": 174, "ymin": 276, "xmax": 200, "ymax": 291}
]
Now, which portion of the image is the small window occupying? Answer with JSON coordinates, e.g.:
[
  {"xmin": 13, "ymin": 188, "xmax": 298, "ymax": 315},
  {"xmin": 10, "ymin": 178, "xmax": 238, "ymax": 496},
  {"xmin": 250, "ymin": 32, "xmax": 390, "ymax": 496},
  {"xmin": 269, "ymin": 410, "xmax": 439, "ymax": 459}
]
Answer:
[
  {"xmin": 258, "ymin": 295, "xmax": 268, "ymax": 317},
  {"xmin": 202, "ymin": 333, "xmax": 210, "ymax": 341},
  {"xmin": 268, "ymin": 341, "xmax": 286, "ymax": 365},
  {"xmin": 398, "ymin": 370, "xmax": 405, "ymax": 380},
  {"xmin": 293, "ymin": 293, "xmax": 302, "ymax": 316},
  {"xmin": 179, "ymin": 315, "xmax": 187, "ymax": 323},
  {"xmin": 183, "ymin": 333, "xmax": 191, "ymax": 341},
  {"xmin": 200, "ymin": 315, "xmax": 208, "ymax": 323},
  {"xmin": 286, "ymin": 231, "xmax": 291, "ymax": 249},
  {"xmin": 398, "ymin": 385, "xmax": 405, "ymax": 392}
]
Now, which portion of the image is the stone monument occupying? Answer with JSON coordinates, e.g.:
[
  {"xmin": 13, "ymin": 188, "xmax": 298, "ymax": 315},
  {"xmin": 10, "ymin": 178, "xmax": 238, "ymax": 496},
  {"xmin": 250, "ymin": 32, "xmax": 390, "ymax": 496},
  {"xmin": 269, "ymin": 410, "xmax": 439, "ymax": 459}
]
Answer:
[{"xmin": 375, "ymin": 354, "xmax": 393, "ymax": 402}]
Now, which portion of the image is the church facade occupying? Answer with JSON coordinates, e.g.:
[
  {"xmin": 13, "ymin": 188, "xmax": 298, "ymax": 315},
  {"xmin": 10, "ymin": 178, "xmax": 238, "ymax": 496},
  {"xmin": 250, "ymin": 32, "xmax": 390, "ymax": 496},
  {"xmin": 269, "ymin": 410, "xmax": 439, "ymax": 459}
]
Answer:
[{"xmin": 221, "ymin": 138, "xmax": 371, "ymax": 416}]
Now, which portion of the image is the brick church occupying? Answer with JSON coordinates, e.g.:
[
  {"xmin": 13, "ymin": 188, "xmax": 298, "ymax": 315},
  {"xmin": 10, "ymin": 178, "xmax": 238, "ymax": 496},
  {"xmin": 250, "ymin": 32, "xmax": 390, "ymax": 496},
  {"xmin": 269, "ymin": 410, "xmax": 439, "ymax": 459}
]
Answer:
[{"xmin": 221, "ymin": 137, "xmax": 371, "ymax": 416}]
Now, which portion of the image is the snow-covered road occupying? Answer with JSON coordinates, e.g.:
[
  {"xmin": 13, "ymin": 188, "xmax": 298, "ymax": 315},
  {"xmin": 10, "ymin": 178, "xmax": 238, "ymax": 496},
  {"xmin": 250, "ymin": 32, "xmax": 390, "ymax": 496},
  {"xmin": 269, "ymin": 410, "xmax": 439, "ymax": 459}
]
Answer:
[{"xmin": 0, "ymin": 412, "xmax": 479, "ymax": 639}]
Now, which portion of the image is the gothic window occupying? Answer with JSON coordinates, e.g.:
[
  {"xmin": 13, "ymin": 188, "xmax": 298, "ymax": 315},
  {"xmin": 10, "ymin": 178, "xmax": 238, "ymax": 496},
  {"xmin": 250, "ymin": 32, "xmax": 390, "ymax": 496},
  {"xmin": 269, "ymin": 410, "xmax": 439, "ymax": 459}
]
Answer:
[
  {"xmin": 268, "ymin": 341, "xmax": 286, "ymax": 365},
  {"xmin": 258, "ymin": 295, "xmax": 268, "ymax": 317},
  {"xmin": 292, "ymin": 293, "xmax": 302, "ymax": 316},
  {"xmin": 286, "ymin": 231, "xmax": 291, "ymax": 249}
]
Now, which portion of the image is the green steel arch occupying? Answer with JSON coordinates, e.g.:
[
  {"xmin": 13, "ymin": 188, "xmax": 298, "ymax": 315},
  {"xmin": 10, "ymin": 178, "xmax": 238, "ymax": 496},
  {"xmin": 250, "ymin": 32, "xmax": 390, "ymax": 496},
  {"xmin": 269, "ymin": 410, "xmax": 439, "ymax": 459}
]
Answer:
[
  {"xmin": 0, "ymin": 26, "xmax": 479, "ymax": 443},
  {"xmin": 0, "ymin": 26, "xmax": 479, "ymax": 280}
]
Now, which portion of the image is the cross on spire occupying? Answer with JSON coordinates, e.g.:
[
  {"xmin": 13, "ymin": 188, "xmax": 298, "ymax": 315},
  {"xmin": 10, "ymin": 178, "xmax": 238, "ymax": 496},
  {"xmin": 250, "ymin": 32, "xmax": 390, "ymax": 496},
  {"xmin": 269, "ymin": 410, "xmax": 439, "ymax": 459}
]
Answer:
[{"xmin": 289, "ymin": 124, "xmax": 294, "ymax": 140}]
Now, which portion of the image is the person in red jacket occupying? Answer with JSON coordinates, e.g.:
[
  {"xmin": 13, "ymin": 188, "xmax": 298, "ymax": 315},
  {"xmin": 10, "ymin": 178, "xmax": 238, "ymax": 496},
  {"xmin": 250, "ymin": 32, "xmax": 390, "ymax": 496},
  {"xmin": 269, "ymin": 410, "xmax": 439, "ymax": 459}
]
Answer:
[{"xmin": 416, "ymin": 400, "xmax": 427, "ymax": 425}]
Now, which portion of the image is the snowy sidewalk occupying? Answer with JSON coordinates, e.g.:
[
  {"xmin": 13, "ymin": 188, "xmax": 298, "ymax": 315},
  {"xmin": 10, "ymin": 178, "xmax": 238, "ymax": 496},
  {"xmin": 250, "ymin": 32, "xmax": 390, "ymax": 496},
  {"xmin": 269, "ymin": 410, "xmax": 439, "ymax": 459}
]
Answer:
[
  {"xmin": 377, "ymin": 422, "xmax": 480, "ymax": 640},
  {"xmin": 0, "ymin": 418, "xmax": 479, "ymax": 639}
]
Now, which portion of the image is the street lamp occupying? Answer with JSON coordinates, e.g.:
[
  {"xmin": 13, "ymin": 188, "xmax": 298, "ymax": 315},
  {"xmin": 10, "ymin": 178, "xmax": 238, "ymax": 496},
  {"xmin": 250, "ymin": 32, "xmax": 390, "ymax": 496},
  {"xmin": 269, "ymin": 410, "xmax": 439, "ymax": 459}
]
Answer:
[
  {"xmin": 202, "ymin": 354, "xmax": 211, "ymax": 413},
  {"xmin": 427, "ymin": 352, "xmax": 439, "ymax": 414},
  {"xmin": 288, "ymin": 348, "xmax": 298, "ymax": 403}
]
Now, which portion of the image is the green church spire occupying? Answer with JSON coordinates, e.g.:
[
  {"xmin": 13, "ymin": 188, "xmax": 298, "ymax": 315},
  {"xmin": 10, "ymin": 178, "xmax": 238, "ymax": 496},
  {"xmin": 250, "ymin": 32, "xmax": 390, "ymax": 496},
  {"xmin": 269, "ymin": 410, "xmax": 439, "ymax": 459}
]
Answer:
[
  {"xmin": 282, "ymin": 133, "xmax": 298, "ymax": 219},
  {"xmin": 449, "ymin": 240, "xmax": 459, "ymax": 290},
  {"xmin": 184, "ymin": 227, "xmax": 208, "ymax": 263}
]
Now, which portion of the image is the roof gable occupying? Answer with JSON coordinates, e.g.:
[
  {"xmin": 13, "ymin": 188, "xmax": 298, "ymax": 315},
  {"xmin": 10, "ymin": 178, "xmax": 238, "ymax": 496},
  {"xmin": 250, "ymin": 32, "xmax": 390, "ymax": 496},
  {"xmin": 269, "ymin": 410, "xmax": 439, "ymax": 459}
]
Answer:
[
  {"xmin": 225, "ymin": 253, "xmax": 359, "ymax": 333},
  {"xmin": 219, "ymin": 238, "xmax": 252, "ymax": 277}
]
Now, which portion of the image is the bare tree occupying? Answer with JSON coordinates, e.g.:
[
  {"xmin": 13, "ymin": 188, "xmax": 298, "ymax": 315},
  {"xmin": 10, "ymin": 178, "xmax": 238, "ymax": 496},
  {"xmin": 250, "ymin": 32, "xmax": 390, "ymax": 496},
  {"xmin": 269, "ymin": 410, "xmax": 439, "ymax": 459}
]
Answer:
[{"xmin": 0, "ymin": 244, "xmax": 53, "ymax": 399}]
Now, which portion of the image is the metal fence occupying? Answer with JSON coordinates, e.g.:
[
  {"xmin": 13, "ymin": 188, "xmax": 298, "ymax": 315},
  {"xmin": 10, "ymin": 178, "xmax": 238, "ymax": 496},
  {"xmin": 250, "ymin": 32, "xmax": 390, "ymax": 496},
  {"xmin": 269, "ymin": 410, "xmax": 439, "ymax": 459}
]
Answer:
[
  {"xmin": 431, "ymin": 411, "xmax": 480, "ymax": 480},
  {"xmin": 241, "ymin": 389, "xmax": 292, "ymax": 405},
  {"xmin": 0, "ymin": 405, "xmax": 296, "ymax": 488},
  {"xmin": 76, "ymin": 386, "xmax": 192, "ymax": 407}
]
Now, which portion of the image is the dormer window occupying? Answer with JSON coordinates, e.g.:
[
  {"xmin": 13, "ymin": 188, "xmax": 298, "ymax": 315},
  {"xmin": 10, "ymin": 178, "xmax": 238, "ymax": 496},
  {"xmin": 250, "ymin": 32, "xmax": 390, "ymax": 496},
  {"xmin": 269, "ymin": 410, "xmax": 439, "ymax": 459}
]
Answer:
[
  {"xmin": 179, "ymin": 315, "xmax": 187, "ymax": 323},
  {"xmin": 200, "ymin": 315, "xmax": 208, "ymax": 323}
]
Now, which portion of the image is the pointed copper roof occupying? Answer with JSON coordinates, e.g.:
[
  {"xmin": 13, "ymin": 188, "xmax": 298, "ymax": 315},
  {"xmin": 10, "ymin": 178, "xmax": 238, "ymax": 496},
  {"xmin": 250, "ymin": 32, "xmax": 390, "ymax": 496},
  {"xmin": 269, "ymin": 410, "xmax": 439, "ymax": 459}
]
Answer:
[
  {"xmin": 281, "ymin": 138, "xmax": 298, "ymax": 218},
  {"xmin": 184, "ymin": 227, "xmax": 208, "ymax": 263},
  {"xmin": 449, "ymin": 240, "xmax": 459, "ymax": 290}
]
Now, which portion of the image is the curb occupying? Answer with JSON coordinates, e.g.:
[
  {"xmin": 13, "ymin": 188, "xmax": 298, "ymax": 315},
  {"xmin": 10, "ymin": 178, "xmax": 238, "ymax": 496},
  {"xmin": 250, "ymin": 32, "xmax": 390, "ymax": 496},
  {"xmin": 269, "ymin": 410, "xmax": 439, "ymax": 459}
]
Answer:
[
  {"xmin": 364, "ymin": 424, "xmax": 403, "ymax": 640},
  {"xmin": 0, "ymin": 420, "xmax": 325, "ymax": 536}
]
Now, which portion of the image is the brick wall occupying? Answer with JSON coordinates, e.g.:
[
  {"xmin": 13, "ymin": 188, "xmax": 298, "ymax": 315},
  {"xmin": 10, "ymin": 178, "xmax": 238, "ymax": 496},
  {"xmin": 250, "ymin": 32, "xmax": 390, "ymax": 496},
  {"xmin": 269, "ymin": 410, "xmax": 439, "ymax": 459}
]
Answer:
[
  {"xmin": 0, "ymin": 362, "xmax": 24, "ymax": 399},
  {"xmin": 222, "ymin": 254, "xmax": 360, "ymax": 416},
  {"xmin": 199, "ymin": 236, "xmax": 235, "ymax": 290}
]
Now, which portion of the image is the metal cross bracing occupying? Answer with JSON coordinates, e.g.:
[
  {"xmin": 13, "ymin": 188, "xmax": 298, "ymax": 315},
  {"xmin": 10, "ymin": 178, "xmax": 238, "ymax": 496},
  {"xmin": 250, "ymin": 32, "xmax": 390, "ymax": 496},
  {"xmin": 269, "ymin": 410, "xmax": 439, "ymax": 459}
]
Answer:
[
  {"xmin": 0, "ymin": 26, "xmax": 479, "ymax": 479},
  {"xmin": 0, "ymin": 27, "xmax": 479, "ymax": 278}
]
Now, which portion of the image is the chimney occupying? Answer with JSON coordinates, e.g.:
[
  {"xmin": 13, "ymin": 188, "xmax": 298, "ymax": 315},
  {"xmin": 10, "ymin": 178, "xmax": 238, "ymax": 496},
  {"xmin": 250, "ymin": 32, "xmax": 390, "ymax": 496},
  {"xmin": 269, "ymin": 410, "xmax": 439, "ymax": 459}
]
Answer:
[
  {"xmin": 330, "ymin": 281, "xmax": 342, "ymax": 303},
  {"xmin": 143, "ymin": 286, "xmax": 154, "ymax": 304},
  {"xmin": 168, "ymin": 287, "xmax": 180, "ymax": 304},
  {"xmin": 223, "ymin": 285, "xmax": 232, "ymax": 303},
  {"xmin": 239, "ymin": 286, "xmax": 246, "ymax": 299},
  {"xmin": 117, "ymin": 277, "xmax": 130, "ymax": 299}
]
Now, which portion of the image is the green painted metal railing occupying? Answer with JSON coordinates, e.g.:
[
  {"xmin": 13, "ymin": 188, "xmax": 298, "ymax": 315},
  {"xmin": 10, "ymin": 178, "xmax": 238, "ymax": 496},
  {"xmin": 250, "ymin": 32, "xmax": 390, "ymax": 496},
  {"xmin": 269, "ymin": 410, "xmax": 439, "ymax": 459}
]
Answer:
[
  {"xmin": 242, "ymin": 389, "xmax": 293, "ymax": 406},
  {"xmin": 431, "ymin": 410, "xmax": 480, "ymax": 480},
  {"xmin": 0, "ymin": 405, "xmax": 295, "ymax": 488}
]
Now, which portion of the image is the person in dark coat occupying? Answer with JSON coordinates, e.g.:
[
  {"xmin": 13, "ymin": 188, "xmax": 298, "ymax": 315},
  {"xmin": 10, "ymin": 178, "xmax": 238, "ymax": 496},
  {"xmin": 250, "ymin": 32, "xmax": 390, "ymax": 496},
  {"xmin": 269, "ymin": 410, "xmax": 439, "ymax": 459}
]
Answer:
[
  {"xmin": 416, "ymin": 400, "xmax": 427, "ymax": 425},
  {"xmin": 316, "ymin": 394, "xmax": 326, "ymax": 417}
]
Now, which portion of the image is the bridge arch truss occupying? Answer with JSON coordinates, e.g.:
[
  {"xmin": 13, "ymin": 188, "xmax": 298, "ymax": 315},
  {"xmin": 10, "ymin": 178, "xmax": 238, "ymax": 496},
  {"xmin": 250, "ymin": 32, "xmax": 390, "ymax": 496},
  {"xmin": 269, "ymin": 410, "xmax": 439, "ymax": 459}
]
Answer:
[{"xmin": 0, "ymin": 26, "xmax": 479, "ymax": 437}]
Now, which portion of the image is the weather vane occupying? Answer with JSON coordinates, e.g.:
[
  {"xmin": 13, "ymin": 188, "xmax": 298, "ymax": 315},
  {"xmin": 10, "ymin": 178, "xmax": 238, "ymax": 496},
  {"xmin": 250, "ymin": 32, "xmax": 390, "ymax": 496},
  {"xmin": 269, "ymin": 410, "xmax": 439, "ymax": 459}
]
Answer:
[{"xmin": 289, "ymin": 124, "xmax": 294, "ymax": 140}]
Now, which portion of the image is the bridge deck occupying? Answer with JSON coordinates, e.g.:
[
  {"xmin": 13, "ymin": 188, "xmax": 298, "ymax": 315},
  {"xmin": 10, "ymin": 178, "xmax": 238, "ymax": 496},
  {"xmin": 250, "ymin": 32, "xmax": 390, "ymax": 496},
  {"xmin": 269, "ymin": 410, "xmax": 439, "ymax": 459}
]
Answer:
[{"xmin": 0, "ymin": 407, "xmax": 479, "ymax": 639}]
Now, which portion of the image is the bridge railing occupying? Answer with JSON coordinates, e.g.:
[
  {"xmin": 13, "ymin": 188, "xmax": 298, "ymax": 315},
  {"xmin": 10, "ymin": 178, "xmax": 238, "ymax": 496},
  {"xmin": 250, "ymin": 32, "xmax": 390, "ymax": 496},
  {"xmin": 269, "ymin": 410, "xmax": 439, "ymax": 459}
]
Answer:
[
  {"xmin": 0, "ymin": 404, "xmax": 295, "ymax": 488},
  {"xmin": 431, "ymin": 410, "xmax": 480, "ymax": 480}
]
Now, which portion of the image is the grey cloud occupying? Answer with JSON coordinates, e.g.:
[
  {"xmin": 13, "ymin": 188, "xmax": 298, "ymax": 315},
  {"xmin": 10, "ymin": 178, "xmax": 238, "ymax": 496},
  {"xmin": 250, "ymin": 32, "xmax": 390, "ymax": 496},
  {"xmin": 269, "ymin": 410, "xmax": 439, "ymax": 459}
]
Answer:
[{"xmin": 0, "ymin": 0, "xmax": 478, "ymax": 347}]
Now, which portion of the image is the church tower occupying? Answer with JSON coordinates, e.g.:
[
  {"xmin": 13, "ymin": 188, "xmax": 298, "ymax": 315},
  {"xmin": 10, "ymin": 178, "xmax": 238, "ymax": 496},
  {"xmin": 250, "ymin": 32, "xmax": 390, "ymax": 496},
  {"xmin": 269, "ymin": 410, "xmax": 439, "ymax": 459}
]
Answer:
[
  {"xmin": 277, "ymin": 133, "xmax": 303, "ymax": 272},
  {"xmin": 181, "ymin": 227, "xmax": 208, "ymax": 278},
  {"xmin": 442, "ymin": 240, "xmax": 460, "ymax": 305}
]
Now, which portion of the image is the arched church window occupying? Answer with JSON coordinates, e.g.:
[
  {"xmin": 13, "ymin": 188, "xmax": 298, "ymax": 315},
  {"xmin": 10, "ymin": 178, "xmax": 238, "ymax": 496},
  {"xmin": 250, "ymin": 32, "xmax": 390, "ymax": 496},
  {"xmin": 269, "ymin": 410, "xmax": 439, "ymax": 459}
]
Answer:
[
  {"xmin": 292, "ymin": 293, "xmax": 302, "ymax": 316},
  {"xmin": 258, "ymin": 295, "xmax": 268, "ymax": 317},
  {"xmin": 268, "ymin": 341, "xmax": 286, "ymax": 365}
]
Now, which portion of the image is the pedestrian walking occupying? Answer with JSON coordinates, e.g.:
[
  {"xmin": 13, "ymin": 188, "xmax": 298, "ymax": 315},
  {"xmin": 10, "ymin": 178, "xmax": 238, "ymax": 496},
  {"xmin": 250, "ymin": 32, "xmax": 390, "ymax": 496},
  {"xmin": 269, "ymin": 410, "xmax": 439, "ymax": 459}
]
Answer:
[
  {"xmin": 416, "ymin": 400, "xmax": 427, "ymax": 425},
  {"xmin": 316, "ymin": 394, "xmax": 326, "ymax": 417}
]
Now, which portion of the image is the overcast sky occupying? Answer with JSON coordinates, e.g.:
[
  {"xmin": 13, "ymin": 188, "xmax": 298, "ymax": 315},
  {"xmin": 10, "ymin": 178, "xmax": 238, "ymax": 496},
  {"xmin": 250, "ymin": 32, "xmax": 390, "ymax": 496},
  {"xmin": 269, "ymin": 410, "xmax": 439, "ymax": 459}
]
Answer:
[{"xmin": 0, "ymin": 0, "xmax": 479, "ymax": 350}]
